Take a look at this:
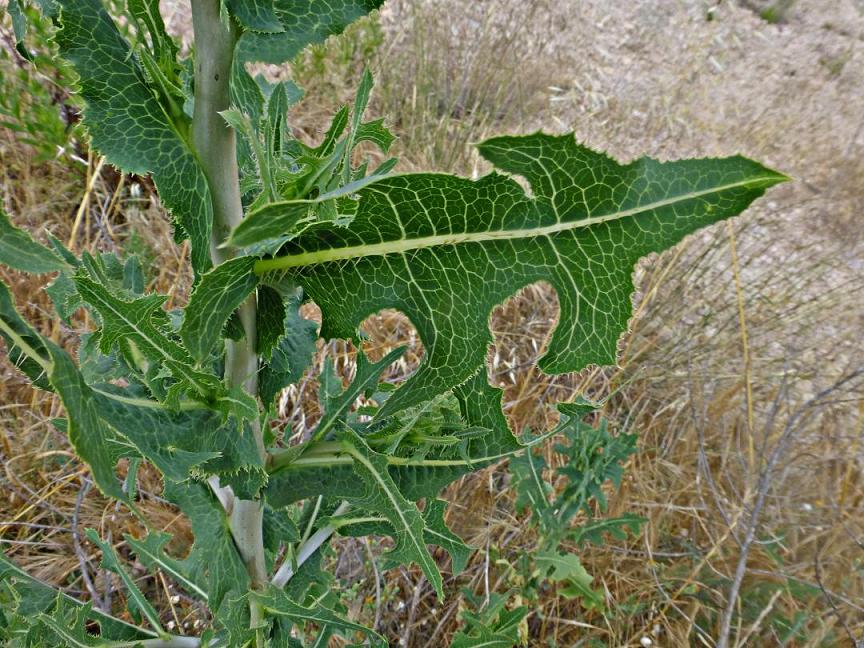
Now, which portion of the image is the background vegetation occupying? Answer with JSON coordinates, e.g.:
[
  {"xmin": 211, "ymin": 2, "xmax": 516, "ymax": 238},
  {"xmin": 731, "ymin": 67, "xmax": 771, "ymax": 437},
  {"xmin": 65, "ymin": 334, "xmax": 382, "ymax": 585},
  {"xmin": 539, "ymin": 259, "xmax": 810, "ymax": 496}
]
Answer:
[{"xmin": 1, "ymin": 0, "xmax": 863, "ymax": 645}]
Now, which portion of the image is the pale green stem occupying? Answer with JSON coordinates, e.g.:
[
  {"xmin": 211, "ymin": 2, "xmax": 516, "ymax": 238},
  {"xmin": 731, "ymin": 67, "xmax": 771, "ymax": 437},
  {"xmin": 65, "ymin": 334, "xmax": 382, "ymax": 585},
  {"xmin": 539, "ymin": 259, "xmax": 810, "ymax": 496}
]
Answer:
[
  {"xmin": 271, "ymin": 501, "xmax": 351, "ymax": 588},
  {"xmin": 189, "ymin": 0, "xmax": 266, "ymax": 634}
]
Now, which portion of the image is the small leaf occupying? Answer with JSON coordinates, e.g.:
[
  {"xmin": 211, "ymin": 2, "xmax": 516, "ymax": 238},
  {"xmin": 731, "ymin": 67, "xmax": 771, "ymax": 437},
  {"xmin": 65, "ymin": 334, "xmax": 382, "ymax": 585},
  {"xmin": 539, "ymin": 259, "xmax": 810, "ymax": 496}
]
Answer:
[
  {"xmin": 341, "ymin": 430, "xmax": 444, "ymax": 599},
  {"xmin": 181, "ymin": 256, "xmax": 259, "ymax": 363},
  {"xmin": 259, "ymin": 287, "xmax": 319, "ymax": 405},
  {"xmin": 451, "ymin": 591, "xmax": 527, "ymax": 648},
  {"xmin": 535, "ymin": 550, "xmax": 604, "ymax": 611},
  {"xmin": 84, "ymin": 529, "xmax": 165, "ymax": 634},
  {"xmin": 127, "ymin": 0, "xmax": 178, "ymax": 66},
  {"xmin": 0, "ymin": 209, "xmax": 69, "ymax": 273},
  {"xmin": 125, "ymin": 532, "xmax": 209, "ymax": 602},
  {"xmin": 510, "ymin": 450, "xmax": 552, "ymax": 518},
  {"xmin": 74, "ymin": 273, "xmax": 222, "ymax": 403},
  {"xmin": 0, "ymin": 280, "xmax": 52, "ymax": 389},
  {"xmin": 422, "ymin": 499, "xmax": 471, "ymax": 574},
  {"xmin": 250, "ymin": 587, "xmax": 386, "ymax": 647},
  {"xmin": 354, "ymin": 117, "xmax": 396, "ymax": 153},
  {"xmin": 45, "ymin": 344, "xmax": 127, "ymax": 500},
  {"xmin": 263, "ymin": 506, "xmax": 300, "ymax": 553},
  {"xmin": 0, "ymin": 553, "xmax": 150, "ymax": 642},
  {"xmin": 255, "ymin": 285, "xmax": 287, "ymax": 359},
  {"xmin": 313, "ymin": 347, "xmax": 404, "ymax": 441},
  {"xmin": 569, "ymin": 513, "xmax": 646, "ymax": 547}
]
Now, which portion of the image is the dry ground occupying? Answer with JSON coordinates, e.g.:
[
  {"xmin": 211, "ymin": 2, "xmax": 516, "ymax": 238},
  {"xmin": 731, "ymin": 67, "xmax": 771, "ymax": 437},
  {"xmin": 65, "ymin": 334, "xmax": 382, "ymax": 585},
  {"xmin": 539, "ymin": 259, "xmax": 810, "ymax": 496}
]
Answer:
[{"xmin": 1, "ymin": 0, "xmax": 864, "ymax": 646}]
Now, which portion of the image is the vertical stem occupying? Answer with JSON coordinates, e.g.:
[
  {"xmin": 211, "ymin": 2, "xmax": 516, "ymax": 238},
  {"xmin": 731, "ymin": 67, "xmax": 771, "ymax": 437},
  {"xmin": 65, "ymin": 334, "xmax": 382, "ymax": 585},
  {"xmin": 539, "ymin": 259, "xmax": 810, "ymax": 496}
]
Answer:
[{"xmin": 190, "ymin": 0, "xmax": 267, "ymax": 599}]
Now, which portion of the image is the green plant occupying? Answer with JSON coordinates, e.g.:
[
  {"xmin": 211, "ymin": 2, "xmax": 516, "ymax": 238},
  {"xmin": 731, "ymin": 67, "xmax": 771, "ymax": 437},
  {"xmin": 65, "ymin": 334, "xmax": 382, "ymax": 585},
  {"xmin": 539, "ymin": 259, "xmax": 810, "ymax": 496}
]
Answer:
[
  {"xmin": 508, "ymin": 408, "xmax": 645, "ymax": 612},
  {"xmin": 0, "ymin": 0, "xmax": 786, "ymax": 645},
  {"xmin": 1, "ymin": 2, "xmax": 78, "ymax": 161}
]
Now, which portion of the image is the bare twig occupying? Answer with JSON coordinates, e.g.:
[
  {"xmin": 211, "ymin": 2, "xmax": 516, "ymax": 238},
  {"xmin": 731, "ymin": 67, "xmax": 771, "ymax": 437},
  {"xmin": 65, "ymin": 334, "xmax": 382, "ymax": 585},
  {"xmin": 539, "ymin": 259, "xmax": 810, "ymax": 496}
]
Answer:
[{"xmin": 72, "ymin": 477, "xmax": 104, "ymax": 611}]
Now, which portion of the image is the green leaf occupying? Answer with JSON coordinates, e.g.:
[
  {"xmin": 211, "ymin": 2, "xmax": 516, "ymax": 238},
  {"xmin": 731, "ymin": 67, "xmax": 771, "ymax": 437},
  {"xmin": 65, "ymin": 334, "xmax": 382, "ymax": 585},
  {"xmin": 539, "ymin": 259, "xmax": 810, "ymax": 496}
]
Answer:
[
  {"xmin": 422, "ymin": 499, "xmax": 471, "ymax": 574},
  {"xmin": 181, "ymin": 256, "xmax": 259, "ymax": 363},
  {"xmin": 36, "ymin": 599, "xmax": 108, "ymax": 647},
  {"xmin": 125, "ymin": 532, "xmax": 209, "ymax": 602},
  {"xmin": 313, "ymin": 347, "xmax": 404, "ymax": 441},
  {"xmin": 127, "ymin": 0, "xmax": 178, "ymax": 66},
  {"xmin": 47, "ymin": 271, "xmax": 82, "ymax": 322},
  {"xmin": 451, "ymin": 591, "xmax": 527, "ymax": 648},
  {"xmin": 163, "ymin": 480, "xmax": 249, "ymax": 611},
  {"xmin": 226, "ymin": 0, "xmax": 283, "ymax": 33},
  {"xmin": 91, "ymin": 389, "xmax": 216, "ymax": 482},
  {"xmin": 263, "ymin": 505, "xmax": 300, "ymax": 553},
  {"xmin": 233, "ymin": 0, "xmax": 386, "ymax": 65},
  {"xmin": 54, "ymin": 0, "xmax": 213, "ymax": 274},
  {"xmin": 535, "ymin": 550, "xmax": 605, "ymax": 611},
  {"xmin": 510, "ymin": 450, "xmax": 552, "ymax": 518},
  {"xmin": 250, "ymin": 587, "xmax": 386, "ymax": 647},
  {"xmin": 354, "ymin": 117, "xmax": 396, "ymax": 152},
  {"xmin": 83, "ymin": 529, "xmax": 165, "ymax": 635},
  {"xmin": 0, "ymin": 280, "xmax": 52, "ymax": 389},
  {"xmin": 0, "ymin": 553, "xmax": 151, "ymax": 642},
  {"xmin": 7, "ymin": 0, "xmax": 27, "ymax": 48},
  {"xmin": 264, "ymin": 372, "xmax": 535, "ymax": 508},
  {"xmin": 252, "ymin": 133, "xmax": 786, "ymax": 416},
  {"xmin": 74, "ymin": 274, "xmax": 222, "ymax": 403},
  {"xmin": 256, "ymin": 285, "xmax": 287, "ymax": 359},
  {"xmin": 0, "ymin": 208, "xmax": 69, "ymax": 273},
  {"xmin": 333, "ymin": 499, "xmax": 470, "ymax": 574},
  {"xmin": 45, "ymin": 343, "xmax": 127, "ymax": 500},
  {"xmin": 92, "ymin": 387, "xmax": 264, "ymax": 491},
  {"xmin": 569, "ymin": 513, "xmax": 646, "ymax": 547},
  {"xmin": 2, "ymin": 280, "xmax": 261, "ymax": 496},
  {"xmin": 122, "ymin": 255, "xmax": 146, "ymax": 295},
  {"xmin": 554, "ymin": 418, "xmax": 637, "ymax": 520},
  {"xmin": 340, "ymin": 430, "xmax": 443, "ymax": 599},
  {"xmin": 259, "ymin": 287, "xmax": 319, "ymax": 405},
  {"xmin": 392, "ymin": 370, "xmax": 524, "ymax": 501}
]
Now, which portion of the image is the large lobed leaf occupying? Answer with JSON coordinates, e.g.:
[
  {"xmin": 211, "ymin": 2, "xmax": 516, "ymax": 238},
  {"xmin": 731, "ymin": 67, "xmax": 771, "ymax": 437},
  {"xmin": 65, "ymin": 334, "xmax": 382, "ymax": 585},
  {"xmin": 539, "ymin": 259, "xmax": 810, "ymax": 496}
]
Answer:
[
  {"xmin": 54, "ymin": 0, "xmax": 213, "ymax": 274},
  {"xmin": 245, "ymin": 133, "xmax": 786, "ymax": 416}
]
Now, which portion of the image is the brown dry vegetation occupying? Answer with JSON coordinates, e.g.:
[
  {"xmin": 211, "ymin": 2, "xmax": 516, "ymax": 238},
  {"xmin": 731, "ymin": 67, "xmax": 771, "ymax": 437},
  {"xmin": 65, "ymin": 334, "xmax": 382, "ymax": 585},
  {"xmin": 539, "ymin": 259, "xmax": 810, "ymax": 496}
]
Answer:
[{"xmin": 2, "ymin": 0, "xmax": 864, "ymax": 646}]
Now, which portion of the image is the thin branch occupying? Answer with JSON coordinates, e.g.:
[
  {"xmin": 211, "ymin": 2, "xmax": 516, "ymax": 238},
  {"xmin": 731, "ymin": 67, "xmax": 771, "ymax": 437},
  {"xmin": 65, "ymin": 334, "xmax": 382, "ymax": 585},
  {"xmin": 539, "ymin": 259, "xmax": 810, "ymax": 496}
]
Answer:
[
  {"xmin": 271, "ymin": 501, "xmax": 351, "ymax": 588},
  {"xmin": 72, "ymin": 477, "xmax": 105, "ymax": 611}
]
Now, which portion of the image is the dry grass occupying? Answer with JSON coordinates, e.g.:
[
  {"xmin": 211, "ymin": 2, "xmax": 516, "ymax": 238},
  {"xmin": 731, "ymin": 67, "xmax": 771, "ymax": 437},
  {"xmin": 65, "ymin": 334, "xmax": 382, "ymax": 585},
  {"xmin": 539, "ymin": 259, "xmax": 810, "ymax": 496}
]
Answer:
[{"xmin": 2, "ymin": 0, "xmax": 864, "ymax": 646}]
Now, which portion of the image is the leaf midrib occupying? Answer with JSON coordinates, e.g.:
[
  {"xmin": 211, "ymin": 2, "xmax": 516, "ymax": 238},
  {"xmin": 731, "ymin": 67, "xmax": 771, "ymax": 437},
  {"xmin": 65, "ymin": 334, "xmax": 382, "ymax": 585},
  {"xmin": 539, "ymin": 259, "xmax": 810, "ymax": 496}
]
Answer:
[
  {"xmin": 344, "ymin": 442, "xmax": 438, "ymax": 588},
  {"xmin": 255, "ymin": 174, "xmax": 782, "ymax": 272},
  {"xmin": 82, "ymin": 286, "xmax": 213, "ymax": 397}
]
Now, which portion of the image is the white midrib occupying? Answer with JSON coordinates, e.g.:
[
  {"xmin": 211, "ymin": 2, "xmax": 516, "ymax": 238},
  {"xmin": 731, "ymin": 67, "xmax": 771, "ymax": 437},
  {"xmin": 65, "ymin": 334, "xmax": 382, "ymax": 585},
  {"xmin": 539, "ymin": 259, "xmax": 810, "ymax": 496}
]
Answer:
[{"xmin": 255, "ymin": 176, "xmax": 776, "ymax": 272}]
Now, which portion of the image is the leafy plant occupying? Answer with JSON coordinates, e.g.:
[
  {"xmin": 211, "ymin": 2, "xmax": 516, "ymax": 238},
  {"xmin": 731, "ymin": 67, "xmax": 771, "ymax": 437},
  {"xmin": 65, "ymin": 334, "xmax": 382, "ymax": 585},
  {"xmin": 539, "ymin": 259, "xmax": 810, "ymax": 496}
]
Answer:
[
  {"xmin": 509, "ymin": 406, "xmax": 645, "ymax": 612},
  {"xmin": 1, "ymin": 1, "xmax": 78, "ymax": 160},
  {"xmin": 0, "ymin": 0, "xmax": 786, "ymax": 645}
]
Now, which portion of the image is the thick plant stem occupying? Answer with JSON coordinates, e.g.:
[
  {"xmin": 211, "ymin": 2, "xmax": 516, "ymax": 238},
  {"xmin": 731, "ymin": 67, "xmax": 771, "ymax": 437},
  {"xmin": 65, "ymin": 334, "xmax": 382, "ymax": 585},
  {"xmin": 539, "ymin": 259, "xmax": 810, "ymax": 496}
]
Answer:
[{"xmin": 190, "ymin": 0, "xmax": 267, "ymax": 601}]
